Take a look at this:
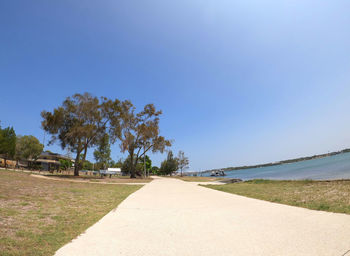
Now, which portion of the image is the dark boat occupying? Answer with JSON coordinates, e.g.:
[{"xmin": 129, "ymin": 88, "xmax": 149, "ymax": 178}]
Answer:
[{"xmin": 210, "ymin": 170, "xmax": 226, "ymax": 177}]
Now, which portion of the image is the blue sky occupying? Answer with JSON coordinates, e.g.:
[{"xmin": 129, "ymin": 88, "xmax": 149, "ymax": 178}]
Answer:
[{"xmin": 1, "ymin": 0, "xmax": 350, "ymax": 170}]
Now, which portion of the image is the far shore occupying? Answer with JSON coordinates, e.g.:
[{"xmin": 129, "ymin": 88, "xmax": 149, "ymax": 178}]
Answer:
[{"xmin": 201, "ymin": 148, "xmax": 350, "ymax": 174}]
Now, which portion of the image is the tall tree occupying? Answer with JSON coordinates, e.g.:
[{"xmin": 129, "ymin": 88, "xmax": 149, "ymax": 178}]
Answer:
[
  {"xmin": 109, "ymin": 101, "xmax": 171, "ymax": 178},
  {"xmin": 0, "ymin": 126, "xmax": 16, "ymax": 168},
  {"xmin": 159, "ymin": 151, "xmax": 178, "ymax": 176},
  {"xmin": 15, "ymin": 135, "xmax": 44, "ymax": 168},
  {"xmin": 177, "ymin": 150, "xmax": 189, "ymax": 176},
  {"xmin": 93, "ymin": 133, "xmax": 111, "ymax": 170},
  {"xmin": 41, "ymin": 93, "xmax": 110, "ymax": 176}
]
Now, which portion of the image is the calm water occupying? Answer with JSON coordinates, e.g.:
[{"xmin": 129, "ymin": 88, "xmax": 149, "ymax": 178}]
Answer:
[{"xmin": 204, "ymin": 152, "xmax": 350, "ymax": 180}]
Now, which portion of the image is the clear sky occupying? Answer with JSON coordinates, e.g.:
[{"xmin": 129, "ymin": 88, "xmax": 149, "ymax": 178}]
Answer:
[{"xmin": 1, "ymin": 0, "xmax": 350, "ymax": 171}]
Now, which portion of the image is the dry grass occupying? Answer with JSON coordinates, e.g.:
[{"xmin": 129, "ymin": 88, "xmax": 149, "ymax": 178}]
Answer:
[
  {"xmin": 41, "ymin": 173, "xmax": 152, "ymax": 183},
  {"xmin": 0, "ymin": 170, "xmax": 142, "ymax": 256},
  {"xmin": 204, "ymin": 179, "xmax": 350, "ymax": 214}
]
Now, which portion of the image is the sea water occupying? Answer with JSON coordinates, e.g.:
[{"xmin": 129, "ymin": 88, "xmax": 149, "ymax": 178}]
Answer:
[{"xmin": 207, "ymin": 152, "xmax": 350, "ymax": 180}]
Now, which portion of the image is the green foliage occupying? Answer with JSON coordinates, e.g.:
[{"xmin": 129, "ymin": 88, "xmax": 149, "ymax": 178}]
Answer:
[
  {"xmin": 139, "ymin": 155, "xmax": 152, "ymax": 176},
  {"xmin": 93, "ymin": 134, "xmax": 111, "ymax": 169},
  {"xmin": 0, "ymin": 126, "xmax": 16, "ymax": 165},
  {"xmin": 109, "ymin": 159, "xmax": 123, "ymax": 168},
  {"xmin": 121, "ymin": 156, "xmax": 136, "ymax": 175},
  {"xmin": 82, "ymin": 160, "xmax": 93, "ymax": 171},
  {"xmin": 121, "ymin": 156, "xmax": 149, "ymax": 176},
  {"xmin": 59, "ymin": 159, "xmax": 72, "ymax": 170},
  {"xmin": 15, "ymin": 135, "xmax": 44, "ymax": 161},
  {"xmin": 159, "ymin": 151, "xmax": 178, "ymax": 176},
  {"xmin": 151, "ymin": 166, "xmax": 160, "ymax": 175}
]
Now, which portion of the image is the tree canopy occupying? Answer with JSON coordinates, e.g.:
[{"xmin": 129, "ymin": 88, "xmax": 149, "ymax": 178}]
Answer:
[
  {"xmin": 159, "ymin": 151, "xmax": 178, "ymax": 176},
  {"xmin": 109, "ymin": 101, "xmax": 171, "ymax": 178},
  {"xmin": 140, "ymin": 155, "xmax": 152, "ymax": 177},
  {"xmin": 59, "ymin": 159, "xmax": 72, "ymax": 170},
  {"xmin": 0, "ymin": 126, "xmax": 16, "ymax": 168},
  {"xmin": 41, "ymin": 93, "xmax": 171, "ymax": 177},
  {"xmin": 93, "ymin": 133, "xmax": 111, "ymax": 170},
  {"xmin": 15, "ymin": 135, "xmax": 44, "ymax": 162},
  {"xmin": 41, "ymin": 93, "xmax": 110, "ymax": 176}
]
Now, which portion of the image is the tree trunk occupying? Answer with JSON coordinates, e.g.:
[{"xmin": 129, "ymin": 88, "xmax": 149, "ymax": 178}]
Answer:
[
  {"xmin": 130, "ymin": 166, "xmax": 136, "ymax": 178},
  {"xmin": 82, "ymin": 145, "xmax": 88, "ymax": 163},
  {"xmin": 143, "ymin": 151, "xmax": 146, "ymax": 178},
  {"xmin": 129, "ymin": 150, "xmax": 136, "ymax": 178},
  {"xmin": 74, "ymin": 152, "xmax": 81, "ymax": 176},
  {"xmin": 4, "ymin": 157, "xmax": 7, "ymax": 169}
]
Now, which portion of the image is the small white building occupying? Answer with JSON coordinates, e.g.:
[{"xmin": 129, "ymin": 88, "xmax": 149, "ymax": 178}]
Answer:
[{"xmin": 107, "ymin": 168, "xmax": 122, "ymax": 175}]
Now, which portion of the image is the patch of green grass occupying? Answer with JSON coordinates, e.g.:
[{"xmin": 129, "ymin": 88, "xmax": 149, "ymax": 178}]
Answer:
[
  {"xmin": 0, "ymin": 169, "xmax": 142, "ymax": 256},
  {"xmin": 0, "ymin": 208, "xmax": 19, "ymax": 217},
  {"xmin": 204, "ymin": 179, "xmax": 350, "ymax": 214}
]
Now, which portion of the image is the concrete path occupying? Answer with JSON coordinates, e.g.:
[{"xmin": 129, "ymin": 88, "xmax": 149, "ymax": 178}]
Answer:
[{"xmin": 55, "ymin": 177, "xmax": 350, "ymax": 256}]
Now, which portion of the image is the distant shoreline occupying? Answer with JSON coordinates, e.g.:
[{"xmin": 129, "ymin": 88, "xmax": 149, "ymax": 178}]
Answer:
[{"xmin": 202, "ymin": 148, "xmax": 350, "ymax": 174}]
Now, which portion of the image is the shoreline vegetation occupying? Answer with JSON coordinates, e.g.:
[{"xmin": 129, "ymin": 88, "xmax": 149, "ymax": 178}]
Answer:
[
  {"xmin": 204, "ymin": 179, "xmax": 350, "ymax": 215},
  {"xmin": 0, "ymin": 170, "xmax": 142, "ymax": 256},
  {"xmin": 202, "ymin": 148, "xmax": 350, "ymax": 174}
]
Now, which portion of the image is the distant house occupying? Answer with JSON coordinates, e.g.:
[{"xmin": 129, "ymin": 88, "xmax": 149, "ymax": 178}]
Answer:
[{"xmin": 36, "ymin": 151, "xmax": 74, "ymax": 171}]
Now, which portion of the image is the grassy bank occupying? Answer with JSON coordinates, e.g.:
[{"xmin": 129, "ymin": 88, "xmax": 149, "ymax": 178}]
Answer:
[
  {"xmin": 0, "ymin": 170, "xmax": 142, "ymax": 256},
  {"xmin": 204, "ymin": 179, "xmax": 350, "ymax": 214}
]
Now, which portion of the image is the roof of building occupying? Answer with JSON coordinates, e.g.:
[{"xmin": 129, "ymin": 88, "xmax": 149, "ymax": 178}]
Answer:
[
  {"xmin": 39, "ymin": 151, "xmax": 73, "ymax": 161},
  {"xmin": 35, "ymin": 159, "xmax": 60, "ymax": 164}
]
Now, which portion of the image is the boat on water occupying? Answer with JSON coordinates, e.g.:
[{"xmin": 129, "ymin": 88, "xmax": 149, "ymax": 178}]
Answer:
[{"xmin": 210, "ymin": 170, "xmax": 226, "ymax": 177}]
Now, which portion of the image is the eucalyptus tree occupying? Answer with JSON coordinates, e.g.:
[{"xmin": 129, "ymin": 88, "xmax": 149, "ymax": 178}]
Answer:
[
  {"xmin": 41, "ymin": 93, "xmax": 112, "ymax": 176},
  {"xmin": 177, "ymin": 150, "xmax": 189, "ymax": 176},
  {"xmin": 109, "ymin": 101, "xmax": 171, "ymax": 178}
]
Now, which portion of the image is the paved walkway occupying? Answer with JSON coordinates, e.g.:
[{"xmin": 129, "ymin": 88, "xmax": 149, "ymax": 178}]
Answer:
[{"xmin": 55, "ymin": 177, "xmax": 350, "ymax": 256}]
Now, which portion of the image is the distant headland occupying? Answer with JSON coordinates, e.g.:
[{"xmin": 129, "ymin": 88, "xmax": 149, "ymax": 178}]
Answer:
[{"xmin": 202, "ymin": 148, "xmax": 350, "ymax": 174}]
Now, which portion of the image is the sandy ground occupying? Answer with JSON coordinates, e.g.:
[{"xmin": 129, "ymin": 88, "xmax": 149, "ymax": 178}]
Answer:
[{"xmin": 55, "ymin": 177, "xmax": 350, "ymax": 256}]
